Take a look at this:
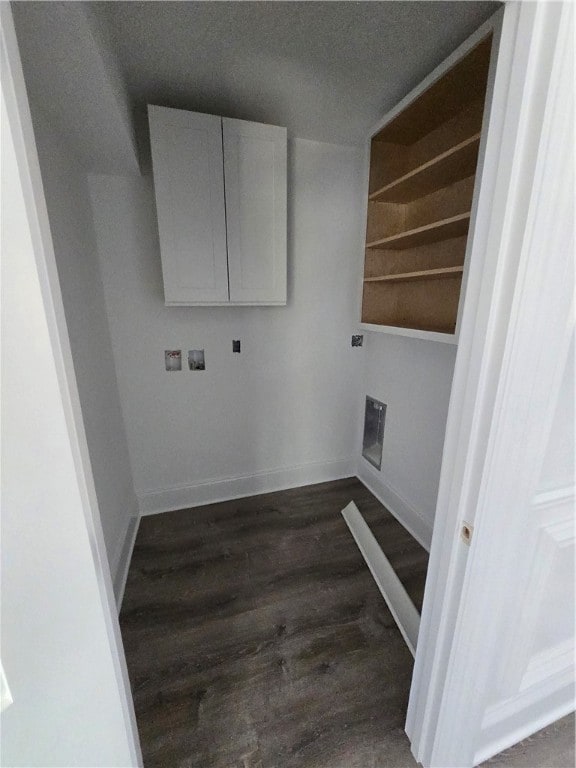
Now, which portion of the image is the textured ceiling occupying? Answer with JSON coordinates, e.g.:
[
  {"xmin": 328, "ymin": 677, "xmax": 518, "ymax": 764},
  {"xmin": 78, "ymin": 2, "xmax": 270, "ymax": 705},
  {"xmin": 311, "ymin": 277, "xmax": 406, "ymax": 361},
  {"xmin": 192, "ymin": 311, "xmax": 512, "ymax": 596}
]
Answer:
[
  {"xmin": 13, "ymin": 1, "xmax": 500, "ymax": 172},
  {"xmin": 93, "ymin": 1, "xmax": 499, "ymax": 147}
]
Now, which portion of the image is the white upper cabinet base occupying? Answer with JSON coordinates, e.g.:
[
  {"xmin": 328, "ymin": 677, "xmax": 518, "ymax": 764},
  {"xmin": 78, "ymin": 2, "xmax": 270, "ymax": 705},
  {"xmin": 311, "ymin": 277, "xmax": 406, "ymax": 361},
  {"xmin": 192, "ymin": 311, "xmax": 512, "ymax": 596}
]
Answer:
[
  {"xmin": 148, "ymin": 106, "xmax": 287, "ymax": 306},
  {"xmin": 223, "ymin": 118, "xmax": 287, "ymax": 304}
]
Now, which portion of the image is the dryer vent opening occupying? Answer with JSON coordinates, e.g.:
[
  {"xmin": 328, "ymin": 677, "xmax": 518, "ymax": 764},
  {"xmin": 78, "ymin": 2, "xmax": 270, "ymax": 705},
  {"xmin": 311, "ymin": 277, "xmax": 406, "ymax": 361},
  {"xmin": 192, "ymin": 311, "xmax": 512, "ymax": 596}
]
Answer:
[{"xmin": 362, "ymin": 396, "xmax": 386, "ymax": 470}]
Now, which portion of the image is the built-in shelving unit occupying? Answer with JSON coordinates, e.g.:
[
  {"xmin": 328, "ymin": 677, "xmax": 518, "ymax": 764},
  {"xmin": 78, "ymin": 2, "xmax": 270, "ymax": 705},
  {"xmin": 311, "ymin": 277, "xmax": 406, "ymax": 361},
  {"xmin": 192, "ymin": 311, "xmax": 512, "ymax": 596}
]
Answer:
[{"xmin": 361, "ymin": 36, "xmax": 492, "ymax": 336}]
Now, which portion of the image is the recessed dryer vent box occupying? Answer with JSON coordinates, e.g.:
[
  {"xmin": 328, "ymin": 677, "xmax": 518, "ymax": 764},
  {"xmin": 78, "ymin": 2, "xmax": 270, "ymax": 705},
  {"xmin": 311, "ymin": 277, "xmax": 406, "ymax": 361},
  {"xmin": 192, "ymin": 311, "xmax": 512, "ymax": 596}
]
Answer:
[{"xmin": 362, "ymin": 396, "xmax": 386, "ymax": 470}]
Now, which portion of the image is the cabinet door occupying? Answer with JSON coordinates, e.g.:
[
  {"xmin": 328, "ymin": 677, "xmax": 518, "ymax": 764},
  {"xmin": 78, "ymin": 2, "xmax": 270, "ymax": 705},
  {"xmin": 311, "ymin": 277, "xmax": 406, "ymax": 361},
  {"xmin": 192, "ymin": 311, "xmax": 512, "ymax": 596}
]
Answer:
[
  {"xmin": 148, "ymin": 106, "xmax": 229, "ymax": 304},
  {"xmin": 223, "ymin": 118, "xmax": 287, "ymax": 304}
]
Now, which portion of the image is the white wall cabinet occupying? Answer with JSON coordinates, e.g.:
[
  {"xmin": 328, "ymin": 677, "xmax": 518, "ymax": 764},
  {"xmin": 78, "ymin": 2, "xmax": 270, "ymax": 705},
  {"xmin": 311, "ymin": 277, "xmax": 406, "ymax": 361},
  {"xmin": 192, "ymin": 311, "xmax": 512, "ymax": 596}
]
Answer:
[
  {"xmin": 148, "ymin": 107, "xmax": 229, "ymax": 304},
  {"xmin": 223, "ymin": 118, "xmax": 287, "ymax": 304},
  {"xmin": 148, "ymin": 106, "xmax": 287, "ymax": 306}
]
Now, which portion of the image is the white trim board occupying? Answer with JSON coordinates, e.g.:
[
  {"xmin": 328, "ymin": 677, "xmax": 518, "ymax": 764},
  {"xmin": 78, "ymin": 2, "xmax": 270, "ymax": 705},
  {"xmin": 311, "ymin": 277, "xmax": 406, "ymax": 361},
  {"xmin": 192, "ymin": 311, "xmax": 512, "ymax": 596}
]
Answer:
[
  {"xmin": 341, "ymin": 501, "xmax": 421, "ymax": 656},
  {"xmin": 138, "ymin": 458, "xmax": 355, "ymax": 516},
  {"xmin": 113, "ymin": 514, "xmax": 140, "ymax": 611},
  {"xmin": 357, "ymin": 464, "xmax": 433, "ymax": 552},
  {"xmin": 108, "ymin": 500, "xmax": 139, "ymax": 580},
  {"xmin": 358, "ymin": 323, "xmax": 458, "ymax": 345}
]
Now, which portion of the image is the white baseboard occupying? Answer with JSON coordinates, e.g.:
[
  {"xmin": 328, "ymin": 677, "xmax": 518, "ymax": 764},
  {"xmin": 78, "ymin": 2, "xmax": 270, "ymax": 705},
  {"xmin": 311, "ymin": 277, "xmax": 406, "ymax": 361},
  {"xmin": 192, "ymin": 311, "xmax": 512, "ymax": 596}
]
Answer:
[
  {"xmin": 356, "ymin": 462, "xmax": 433, "ymax": 552},
  {"xmin": 113, "ymin": 513, "xmax": 140, "ymax": 611},
  {"xmin": 342, "ymin": 501, "xmax": 420, "ymax": 656},
  {"xmin": 107, "ymin": 504, "xmax": 134, "ymax": 578},
  {"xmin": 137, "ymin": 458, "xmax": 355, "ymax": 516}
]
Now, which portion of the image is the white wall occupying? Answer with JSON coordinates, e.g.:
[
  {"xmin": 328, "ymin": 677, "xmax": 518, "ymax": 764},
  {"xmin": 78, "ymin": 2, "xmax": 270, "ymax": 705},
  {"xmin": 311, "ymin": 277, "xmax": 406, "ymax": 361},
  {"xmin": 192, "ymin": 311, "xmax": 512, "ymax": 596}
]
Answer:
[
  {"xmin": 28, "ymin": 114, "xmax": 138, "ymax": 586},
  {"xmin": 11, "ymin": 2, "xmax": 139, "ymax": 173},
  {"xmin": 89, "ymin": 139, "xmax": 365, "ymax": 513},
  {"xmin": 357, "ymin": 333, "xmax": 457, "ymax": 549},
  {"xmin": 1, "ymin": 69, "xmax": 139, "ymax": 766}
]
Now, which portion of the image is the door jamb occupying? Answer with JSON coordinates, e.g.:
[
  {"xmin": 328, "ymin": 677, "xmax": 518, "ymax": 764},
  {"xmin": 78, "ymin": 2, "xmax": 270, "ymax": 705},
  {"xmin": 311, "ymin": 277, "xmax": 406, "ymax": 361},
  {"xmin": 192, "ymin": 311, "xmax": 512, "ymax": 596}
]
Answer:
[
  {"xmin": 1, "ymin": 6, "xmax": 142, "ymax": 765},
  {"xmin": 407, "ymin": 3, "xmax": 573, "ymax": 765}
]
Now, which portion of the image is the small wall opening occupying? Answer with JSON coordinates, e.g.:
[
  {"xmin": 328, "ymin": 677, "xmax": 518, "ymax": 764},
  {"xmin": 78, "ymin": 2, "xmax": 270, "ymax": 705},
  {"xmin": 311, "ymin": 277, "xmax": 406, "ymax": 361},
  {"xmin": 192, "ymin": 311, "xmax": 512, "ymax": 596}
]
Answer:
[
  {"xmin": 165, "ymin": 350, "xmax": 182, "ymax": 371},
  {"xmin": 188, "ymin": 350, "xmax": 205, "ymax": 370},
  {"xmin": 362, "ymin": 396, "xmax": 386, "ymax": 470}
]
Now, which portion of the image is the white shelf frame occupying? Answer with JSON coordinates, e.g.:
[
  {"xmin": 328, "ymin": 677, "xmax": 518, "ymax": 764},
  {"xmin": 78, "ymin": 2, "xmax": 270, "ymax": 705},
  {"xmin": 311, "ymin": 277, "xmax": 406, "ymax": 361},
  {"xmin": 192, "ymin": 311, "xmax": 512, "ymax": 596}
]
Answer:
[{"xmin": 358, "ymin": 322, "xmax": 458, "ymax": 345}]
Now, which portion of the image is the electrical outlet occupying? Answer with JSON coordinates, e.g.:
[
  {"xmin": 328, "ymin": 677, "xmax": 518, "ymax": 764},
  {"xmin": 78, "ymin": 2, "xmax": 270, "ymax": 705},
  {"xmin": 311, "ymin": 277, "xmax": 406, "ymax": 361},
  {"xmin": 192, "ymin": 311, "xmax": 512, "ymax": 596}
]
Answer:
[
  {"xmin": 233, "ymin": 340, "xmax": 241, "ymax": 353},
  {"xmin": 352, "ymin": 335, "xmax": 363, "ymax": 347}
]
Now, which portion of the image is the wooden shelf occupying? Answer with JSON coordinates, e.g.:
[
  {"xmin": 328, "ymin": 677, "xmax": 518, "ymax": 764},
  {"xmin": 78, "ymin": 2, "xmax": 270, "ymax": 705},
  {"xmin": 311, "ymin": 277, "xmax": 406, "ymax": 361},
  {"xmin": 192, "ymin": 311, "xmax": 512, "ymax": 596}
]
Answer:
[
  {"xmin": 364, "ymin": 266, "xmax": 463, "ymax": 284},
  {"xmin": 369, "ymin": 133, "xmax": 481, "ymax": 203},
  {"xmin": 366, "ymin": 212, "xmax": 471, "ymax": 251}
]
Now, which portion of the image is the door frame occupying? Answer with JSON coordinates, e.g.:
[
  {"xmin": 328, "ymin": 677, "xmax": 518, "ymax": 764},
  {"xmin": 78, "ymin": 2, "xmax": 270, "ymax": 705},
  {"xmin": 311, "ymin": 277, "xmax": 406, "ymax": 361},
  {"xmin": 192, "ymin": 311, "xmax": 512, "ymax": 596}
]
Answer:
[
  {"xmin": 407, "ymin": 2, "xmax": 574, "ymax": 766},
  {"xmin": 1, "ymin": 5, "xmax": 142, "ymax": 765}
]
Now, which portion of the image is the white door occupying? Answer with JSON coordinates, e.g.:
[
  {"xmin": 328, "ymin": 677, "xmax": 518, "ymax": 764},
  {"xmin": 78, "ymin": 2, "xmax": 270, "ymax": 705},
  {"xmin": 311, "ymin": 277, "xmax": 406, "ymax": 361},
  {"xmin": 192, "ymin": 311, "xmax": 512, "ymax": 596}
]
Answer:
[
  {"xmin": 407, "ymin": 4, "xmax": 574, "ymax": 766},
  {"xmin": 148, "ymin": 106, "xmax": 229, "ymax": 305},
  {"xmin": 223, "ymin": 118, "xmax": 287, "ymax": 304}
]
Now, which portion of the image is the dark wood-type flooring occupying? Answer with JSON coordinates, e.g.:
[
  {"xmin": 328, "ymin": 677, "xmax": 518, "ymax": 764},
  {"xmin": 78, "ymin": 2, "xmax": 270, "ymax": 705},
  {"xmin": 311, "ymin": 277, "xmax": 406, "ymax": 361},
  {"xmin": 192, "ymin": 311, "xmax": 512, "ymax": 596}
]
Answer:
[
  {"xmin": 120, "ymin": 478, "xmax": 429, "ymax": 768},
  {"xmin": 121, "ymin": 477, "xmax": 575, "ymax": 767}
]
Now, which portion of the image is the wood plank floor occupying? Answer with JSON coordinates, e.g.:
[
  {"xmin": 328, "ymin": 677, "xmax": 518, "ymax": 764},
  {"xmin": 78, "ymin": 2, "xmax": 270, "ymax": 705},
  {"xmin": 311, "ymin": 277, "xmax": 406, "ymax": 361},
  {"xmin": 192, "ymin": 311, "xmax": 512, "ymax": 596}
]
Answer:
[{"xmin": 121, "ymin": 478, "xmax": 429, "ymax": 768}]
